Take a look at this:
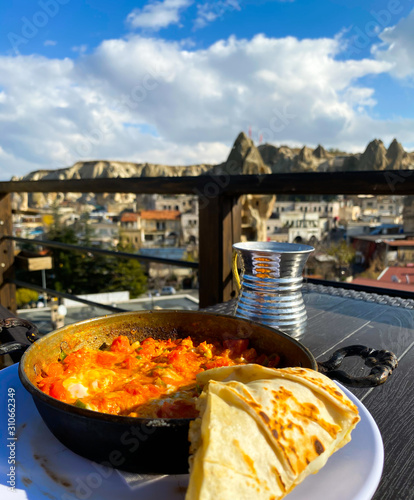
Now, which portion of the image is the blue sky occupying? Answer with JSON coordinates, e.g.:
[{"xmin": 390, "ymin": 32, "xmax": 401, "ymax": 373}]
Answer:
[{"xmin": 0, "ymin": 0, "xmax": 414, "ymax": 179}]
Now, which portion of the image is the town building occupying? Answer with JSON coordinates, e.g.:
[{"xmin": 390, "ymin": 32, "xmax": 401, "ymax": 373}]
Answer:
[
  {"xmin": 119, "ymin": 210, "xmax": 182, "ymax": 249},
  {"xmin": 268, "ymin": 211, "xmax": 330, "ymax": 244}
]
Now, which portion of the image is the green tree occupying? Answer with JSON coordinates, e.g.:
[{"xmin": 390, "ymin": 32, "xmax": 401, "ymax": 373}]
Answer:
[
  {"xmin": 16, "ymin": 288, "xmax": 39, "ymax": 308},
  {"xmin": 326, "ymin": 241, "xmax": 356, "ymax": 280},
  {"xmin": 327, "ymin": 241, "xmax": 356, "ymax": 267},
  {"xmin": 45, "ymin": 211, "xmax": 147, "ymax": 297},
  {"xmin": 105, "ymin": 243, "xmax": 147, "ymax": 298}
]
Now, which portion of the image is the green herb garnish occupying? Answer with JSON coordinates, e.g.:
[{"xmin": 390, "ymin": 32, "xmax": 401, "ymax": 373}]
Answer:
[{"xmin": 74, "ymin": 399, "xmax": 87, "ymax": 409}]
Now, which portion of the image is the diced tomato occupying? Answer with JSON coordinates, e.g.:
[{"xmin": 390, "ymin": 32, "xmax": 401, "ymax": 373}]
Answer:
[
  {"xmin": 49, "ymin": 380, "xmax": 68, "ymax": 401},
  {"xmin": 167, "ymin": 347, "xmax": 199, "ymax": 373},
  {"xmin": 110, "ymin": 335, "xmax": 131, "ymax": 353},
  {"xmin": 139, "ymin": 338, "xmax": 161, "ymax": 357},
  {"xmin": 92, "ymin": 396, "xmax": 121, "ymax": 415},
  {"xmin": 179, "ymin": 337, "xmax": 194, "ymax": 349},
  {"xmin": 268, "ymin": 354, "xmax": 281, "ymax": 368},
  {"xmin": 46, "ymin": 362, "xmax": 65, "ymax": 377},
  {"xmin": 204, "ymin": 358, "xmax": 232, "ymax": 370},
  {"xmin": 223, "ymin": 339, "xmax": 249, "ymax": 357},
  {"xmin": 37, "ymin": 376, "xmax": 57, "ymax": 395},
  {"xmin": 64, "ymin": 348, "xmax": 93, "ymax": 370},
  {"xmin": 241, "ymin": 347, "xmax": 257, "ymax": 362},
  {"xmin": 255, "ymin": 354, "xmax": 268, "ymax": 366},
  {"xmin": 156, "ymin": 400, "xmax": 198, "ymax": 418},
  {"xmin": 120, "ymin": 356, "xmax": 139, "ymax": 370},
  {"xmin": 167, "ymin": 345, "xmax": 187, "ymax": 363},
  {"xmin": 145, "ymin": 384, "xmax": 162, "ymax": 398},
  {"xmin": 96, "ymin": 351, "xmax": 116, "ymax": 368}
]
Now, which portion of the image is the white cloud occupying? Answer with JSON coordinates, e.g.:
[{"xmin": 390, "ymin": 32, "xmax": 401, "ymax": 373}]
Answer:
[
  {"xmin": 373, "ymin": 8, "xmax": 414, "ymax": 80},
  {"xmin": 126, "ymin": 0, "xmax": 193, "ymax": 30},
  {"xmin": 44, "ymin": 40, "xmax": 57, "ymax": 47},
  {"xmin": 0, "ymin": 32, "xmax": 413, "ymax": 180},
  {"xmin": 194, "ymin": 1, "xmax": 241, "ymax": 29},
  {"xmin": 72, "ymin": 44, "xmax": 88, "ymax": 54}
]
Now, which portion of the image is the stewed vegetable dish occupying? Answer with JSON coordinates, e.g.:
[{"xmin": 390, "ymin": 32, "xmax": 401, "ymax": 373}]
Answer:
[{"xmin": 35, "ymin": 335, "xmax": 280, "ymax": 418}]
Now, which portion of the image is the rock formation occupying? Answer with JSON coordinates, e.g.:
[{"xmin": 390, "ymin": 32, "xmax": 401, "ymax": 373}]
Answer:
[
  {"xmin": 386, "ymin": 138, "xmax": 406, "ymax": 170},
  {"xmin": 212, "ymin": 132, "xmax": 276, "ymax": 241},
  {"xmin": 357, "ymin": 139, "xmax": 388, "ymax": 171},
  {"xmin": 212, "ymin": 132, "xmax": 269, "ymax": 175},
  {"xmin": 313, "ymin": 145, "xmax": 328, "ymax": 159},
  {"xmin": 258, "ymin": 143, "xmax": 333, "ymax": 173},
  {"xmin": 293, "ymin": 146, "xmax": 319, "ymax": 172}
]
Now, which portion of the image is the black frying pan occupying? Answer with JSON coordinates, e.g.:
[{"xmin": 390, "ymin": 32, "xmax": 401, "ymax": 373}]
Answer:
[{"xmin": 0, "ymin": 311, "xmax": 397, "ymax": 474}]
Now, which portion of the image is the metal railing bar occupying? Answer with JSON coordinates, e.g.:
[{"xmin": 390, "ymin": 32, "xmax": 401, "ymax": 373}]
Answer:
[
  {"xmin": 5, "ymin": 236, "xmax": 198, "ymax": 269},
  {"xmin": 1, "ymin": 170, "xmax": 414, "ymax": 195},
  {"xmin": 12, "ymin": 279, "xmax": 127, "ymax": 313},
  {"xmin": 305, "ymin": 277, "xmax": 414, "ymax": 300}
]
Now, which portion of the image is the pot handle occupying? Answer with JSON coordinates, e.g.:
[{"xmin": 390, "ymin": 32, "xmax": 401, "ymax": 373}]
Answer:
[
  {"xmin": 317, "ymin": 345, "xmax": 398, "ymax": 388},
  {"xmin": 232, "ymin": 250, "xmax": 241, "ymax": 292},
  {"xmin": 0, "ymin": 318, "xmax": 40, "ymax": 356}
]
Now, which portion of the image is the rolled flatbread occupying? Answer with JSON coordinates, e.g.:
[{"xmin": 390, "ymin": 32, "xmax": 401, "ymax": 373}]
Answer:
[{"xmin": 186, "ymin": 365, "xmax": 360, "ymax": 500}]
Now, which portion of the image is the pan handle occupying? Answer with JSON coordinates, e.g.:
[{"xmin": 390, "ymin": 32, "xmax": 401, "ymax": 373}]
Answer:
[
  {"xmin": 317, "ymin": 345, "xmax": 398, "ymax": 388},
  {"xmin": 0, "ymin": 318, "xmax": 40, "ymax": 356}
]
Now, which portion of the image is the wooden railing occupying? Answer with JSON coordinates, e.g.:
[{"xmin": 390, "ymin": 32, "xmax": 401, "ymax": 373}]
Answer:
[{"xmin": 1, "ymin": 170, "xmax": 414, "ymax": 311}]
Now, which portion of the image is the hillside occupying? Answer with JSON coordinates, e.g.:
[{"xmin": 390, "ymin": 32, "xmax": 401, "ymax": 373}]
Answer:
[{"xmin": 12, "ymin": 134, "xmax": 414, "ymax": 209}]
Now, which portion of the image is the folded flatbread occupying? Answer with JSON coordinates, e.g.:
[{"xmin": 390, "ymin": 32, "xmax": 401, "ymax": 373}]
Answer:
[{"xmin": 186, "ymin": 365, "xmax": 360, "ymax": 500}]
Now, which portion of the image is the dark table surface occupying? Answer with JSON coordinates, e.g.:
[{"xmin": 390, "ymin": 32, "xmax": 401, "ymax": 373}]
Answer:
[
  {"xmin": 204, "ymin": 285, "xmax": 414, "ymax": 500},
  {"xmin": 1, "ymin": 285, "xmax": 413, "ymax": 500}
]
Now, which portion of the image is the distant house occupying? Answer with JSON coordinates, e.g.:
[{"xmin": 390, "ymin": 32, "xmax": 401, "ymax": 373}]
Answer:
[
  {"xmin": 351, "ymin": 235, "xmax": 414, "ymax": 266},
  {"xmin": 140, "ymin": 210, "xmax": 181, "ymax": 247},
  {"xmin": 89, "ymin": 221, "xmax": 119, "ymax": 248},
  {"xmin": 119, "ymin": 212, "xmax": 141, "ymax": 249},
  {"xmin": 278, "ymin": 211, "xmax": 330, "ymax": 244},
  {"xmin": 181, "ymin": 211, "xmax": 198, "ymax": 244}
]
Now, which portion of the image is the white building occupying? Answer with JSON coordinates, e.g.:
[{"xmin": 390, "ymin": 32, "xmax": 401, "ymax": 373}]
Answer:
[
  {"xmin": 181, "ymin": 212, "xmax": 198, "ymax": 244},
  {"xmin": 279, "ymin": 211, "xmax": 330, "ymax": 244},
  {"xmin": 154, "ymin": 195, "xmax": 197, "ymax": 213}
]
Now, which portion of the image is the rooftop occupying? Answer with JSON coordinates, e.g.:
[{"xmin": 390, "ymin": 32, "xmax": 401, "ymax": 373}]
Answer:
[
  {"xmin": 141, "ymin": 210, "xmax": 181, "ymax": 220},
  {"xmin": 352, "ymin": 265, "xmax": 414, "ymax": 291}
]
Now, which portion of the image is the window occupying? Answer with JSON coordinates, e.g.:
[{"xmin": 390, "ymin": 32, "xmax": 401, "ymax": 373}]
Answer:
[{"xmin": 156, "ymin": 221, "xmax": 166, "ymax": 230}]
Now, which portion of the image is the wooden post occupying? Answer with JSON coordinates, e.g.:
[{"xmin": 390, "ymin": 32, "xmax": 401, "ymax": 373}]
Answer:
[
  {"xmin": 198, "ymin": 194, "xmax": 242, "ymax": 308},
  {"xmin": 0, "ymin": 194, "xmax": 16, "ymax": 313}
]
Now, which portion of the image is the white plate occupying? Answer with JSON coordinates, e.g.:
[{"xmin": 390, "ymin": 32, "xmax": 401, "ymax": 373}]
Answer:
[{"xmin": 0, "ymin": 364, "xmax": 383, "ymax": 499}]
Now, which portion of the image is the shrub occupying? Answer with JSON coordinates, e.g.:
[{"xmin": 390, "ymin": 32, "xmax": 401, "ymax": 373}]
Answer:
[{"xmin": 16, "ymin": 288, "xmax": 39, "ymax": 308}]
